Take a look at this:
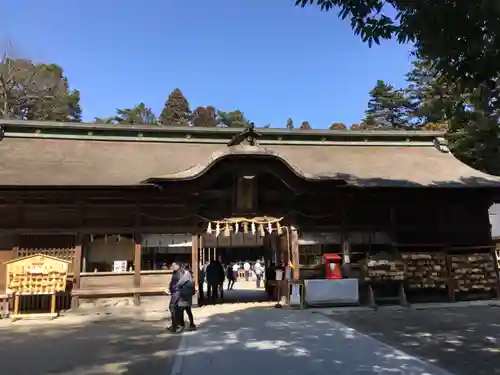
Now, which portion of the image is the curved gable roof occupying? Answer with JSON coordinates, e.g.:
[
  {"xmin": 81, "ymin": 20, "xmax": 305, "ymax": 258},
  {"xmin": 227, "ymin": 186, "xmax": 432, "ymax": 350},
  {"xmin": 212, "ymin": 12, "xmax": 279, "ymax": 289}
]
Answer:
[{"xmin": 0, "ymin": 120, "xmax": 498, "ymax": 188}]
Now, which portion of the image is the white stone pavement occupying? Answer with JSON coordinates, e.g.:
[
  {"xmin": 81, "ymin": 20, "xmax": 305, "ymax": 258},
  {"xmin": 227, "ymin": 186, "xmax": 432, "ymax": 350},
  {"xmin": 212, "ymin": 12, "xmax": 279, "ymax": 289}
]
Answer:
[{"xmin": 172, "ymin": 303, "xmax": 455, "ymax": 375}]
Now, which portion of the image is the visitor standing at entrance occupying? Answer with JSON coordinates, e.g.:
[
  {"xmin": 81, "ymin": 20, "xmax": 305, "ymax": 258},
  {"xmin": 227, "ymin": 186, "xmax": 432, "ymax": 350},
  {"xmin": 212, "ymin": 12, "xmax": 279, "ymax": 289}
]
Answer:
[
  {"xmin": 243, "ymin": 261, "xmax": 251, "ymax": 281},
  {"xmin": 215, "ymin": 259, "xmax": 225, "ymax": 300},
  {"xmin": 206, "ymin": 259, "xmax": 224, "ymax": 304},
  {"xmin": 198, "ymin": 262, "xmax": 206, "ymax": 303},
  {"xmin": 254, "ymin": 260, "xmax": 263, "ymax": 288}
]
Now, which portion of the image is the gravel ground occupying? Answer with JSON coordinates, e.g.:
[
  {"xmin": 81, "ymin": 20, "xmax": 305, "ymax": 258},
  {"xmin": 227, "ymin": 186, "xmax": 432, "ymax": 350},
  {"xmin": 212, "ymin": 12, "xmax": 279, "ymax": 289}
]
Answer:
[
  {"xmin": 326, "ymin": 306, "xmax": 500, "ymax": 375},
  {"xmin": 0, "ymin": 315, "xmax": 181, "ymax": 375}
]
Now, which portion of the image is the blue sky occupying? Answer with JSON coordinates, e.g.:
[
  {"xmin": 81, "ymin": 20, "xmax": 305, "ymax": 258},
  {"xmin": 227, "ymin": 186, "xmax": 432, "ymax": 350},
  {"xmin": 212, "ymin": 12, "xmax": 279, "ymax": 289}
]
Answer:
[{"xmin": 2, "ymin": 0, "xmax": 413, "ymax": 128}]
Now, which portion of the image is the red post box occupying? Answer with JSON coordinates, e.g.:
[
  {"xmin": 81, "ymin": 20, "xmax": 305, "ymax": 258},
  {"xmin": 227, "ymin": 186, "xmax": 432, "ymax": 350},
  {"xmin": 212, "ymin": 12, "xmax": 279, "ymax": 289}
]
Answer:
[{"xmin": 323, "ymin": 253, "xmax": 342, "ymax": 280}]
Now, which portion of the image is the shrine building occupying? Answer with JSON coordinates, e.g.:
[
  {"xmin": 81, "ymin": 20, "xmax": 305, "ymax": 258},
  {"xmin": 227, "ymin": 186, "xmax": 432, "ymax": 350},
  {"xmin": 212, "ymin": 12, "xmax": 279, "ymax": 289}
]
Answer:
[{"xmin": 0, "ymin": 119, "xmax": 499, "ymax": 310}]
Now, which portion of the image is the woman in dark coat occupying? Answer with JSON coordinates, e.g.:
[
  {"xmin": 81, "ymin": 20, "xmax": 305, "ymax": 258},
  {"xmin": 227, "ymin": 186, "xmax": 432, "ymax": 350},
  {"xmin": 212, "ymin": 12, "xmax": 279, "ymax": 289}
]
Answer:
[
  {"xmin": 167, "ymin": 262, "xmax": 183, "ymax": 332},
  {"xmin": 175, "ymin": 264, "xmax": 196, "ymax": 330}
]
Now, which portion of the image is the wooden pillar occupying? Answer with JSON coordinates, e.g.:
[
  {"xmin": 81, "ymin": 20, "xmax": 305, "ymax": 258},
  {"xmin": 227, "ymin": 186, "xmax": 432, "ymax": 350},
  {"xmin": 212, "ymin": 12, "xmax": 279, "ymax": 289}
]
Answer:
[
  {"xmin": 291, "ymin": 228, "xmax": 300, "ymax": 281},
  {"xmin": 71, "ymin": 234, "xmax": 83, "ymax": 310},
  {"xmin": 191, "ymin": 234, "xmax": 199, "ymax": 307},
  {"xmin": 341, "ymin": 202, "xmax": 351, "ymax": 277},
  {"xmin": 133, "ymin": 234, "xmax": 142, "ymax": 306}
]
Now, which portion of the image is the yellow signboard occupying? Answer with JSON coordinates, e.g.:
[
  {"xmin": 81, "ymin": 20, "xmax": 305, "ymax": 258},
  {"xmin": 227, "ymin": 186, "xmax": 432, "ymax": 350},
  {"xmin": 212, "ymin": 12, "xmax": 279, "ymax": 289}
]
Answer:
[{"xmin": 5, "ymin": 254, "xmax": 70, "ymax": 295}]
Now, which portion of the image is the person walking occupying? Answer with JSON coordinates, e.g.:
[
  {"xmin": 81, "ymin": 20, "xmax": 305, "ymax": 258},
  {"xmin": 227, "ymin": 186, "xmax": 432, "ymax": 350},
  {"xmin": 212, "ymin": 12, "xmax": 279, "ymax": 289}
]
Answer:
[
  {"xmin": 227, "ymin": 263, "xmax": 236, "ymax": 290},
  {"xmin": 254, "ymin": 260, "xmax": 263, "ymax": 288},
  {"xmin": 243, "ymin": 261, "xmax": 251, "ymax": 282},
  {"xmin": 175, "ymin": 264, "xmax": 196, "ymax": 331},
  {"xmin": 166, "ymin": 262, "xmax": 183, "ymax": 333},
  {"xmin": 232, "ymin": 262, "xmax": 239, "ymax": 286}
]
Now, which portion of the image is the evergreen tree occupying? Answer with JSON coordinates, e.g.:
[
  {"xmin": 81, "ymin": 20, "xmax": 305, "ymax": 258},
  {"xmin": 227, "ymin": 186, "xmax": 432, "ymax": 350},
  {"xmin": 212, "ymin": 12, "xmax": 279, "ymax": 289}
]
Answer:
[
  {"xmin": 0, "ymin": 57, "xmax": 82, "ymax": 121},
  {"xmin": 115, "ymin": 103, "xmax": 158, "ymax": 125},
  {"xmin": 299, "ymin": 121, "xmax": 311, "ymax": 130},
  {"xmin": 448, "ymin": 86, "xmax": 500, "ymax": 176},
  {"xmin": 329, "ymin": 122, "xmax": 347, "ymax": 130},
  {"xmin": 191, "ymin": 106, "xmax": 217, "ymax": 127},
  {"xmin": 364, "ymin": 80, "xmax": 411, "ymax": 129},
  {"xmin": 405, "ymin": 59, "xmax": 459, "ymax": 125},
  {"xmin": 159, "ymin": 88, "xmax": 191, "ymax": 126},
  {"xmin": 286, "ymin": 118, "xmax": 294, "ymax": 129},
  {"xmin": 217, "ymin": 110, "xmax": 248, "ymax": 127}
]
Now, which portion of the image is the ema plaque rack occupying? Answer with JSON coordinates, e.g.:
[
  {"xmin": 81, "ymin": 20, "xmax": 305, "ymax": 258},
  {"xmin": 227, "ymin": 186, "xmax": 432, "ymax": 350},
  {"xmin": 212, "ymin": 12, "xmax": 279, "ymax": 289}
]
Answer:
[{"xmin": 4, "ymin": 254, "xmax": 70, "ymax": 321}]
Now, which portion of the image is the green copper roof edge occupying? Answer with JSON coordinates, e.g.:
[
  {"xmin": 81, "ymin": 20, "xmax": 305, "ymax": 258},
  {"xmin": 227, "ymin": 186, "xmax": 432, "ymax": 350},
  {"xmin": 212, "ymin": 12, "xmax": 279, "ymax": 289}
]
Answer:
[
  {"xmin": 0, "ymin": 119, "xmax": 445, "ymax": 141},
  {"xmin": 5, "ymin": 132, "xmax": 437, "ymax": 147}
]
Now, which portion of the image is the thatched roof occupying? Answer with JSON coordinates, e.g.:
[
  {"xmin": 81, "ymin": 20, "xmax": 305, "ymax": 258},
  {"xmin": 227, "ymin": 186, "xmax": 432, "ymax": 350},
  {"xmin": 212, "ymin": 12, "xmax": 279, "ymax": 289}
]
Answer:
[{"xmin": 0, "ymin": 120, "xmax": 498, "ymax": 188}]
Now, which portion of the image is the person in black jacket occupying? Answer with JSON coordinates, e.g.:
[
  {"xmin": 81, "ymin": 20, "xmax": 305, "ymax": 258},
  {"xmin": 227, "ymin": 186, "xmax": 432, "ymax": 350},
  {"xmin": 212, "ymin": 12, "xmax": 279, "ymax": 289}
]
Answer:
[
  {"xmin": 206, "ymin": 259, "xmax": 225, "ymax": 304},
  {"xmin": 176, "ymin": 264, "xmax": 196, "ymax": 330},
  {"xmin": 167, "ymin": 262, "xmax": 183, "ymax": 332}
]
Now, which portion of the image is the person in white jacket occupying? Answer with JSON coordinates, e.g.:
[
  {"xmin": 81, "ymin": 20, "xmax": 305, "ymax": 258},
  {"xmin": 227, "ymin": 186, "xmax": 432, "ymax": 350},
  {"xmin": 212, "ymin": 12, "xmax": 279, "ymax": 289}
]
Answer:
[
  {"xmin": 254, "ymin": 261, "xmax": 263, "ymax": 288},
  {"xmin": 243, "ymin": 261, "xmax": 251, "ymax": 281}
]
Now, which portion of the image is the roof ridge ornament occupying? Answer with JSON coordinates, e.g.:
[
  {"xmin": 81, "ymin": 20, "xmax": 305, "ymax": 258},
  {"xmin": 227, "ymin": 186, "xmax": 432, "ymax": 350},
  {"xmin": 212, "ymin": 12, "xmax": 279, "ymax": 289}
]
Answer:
[{"xmin": 227, "ymin": 122, "xmax": 261, "ymax": 147}]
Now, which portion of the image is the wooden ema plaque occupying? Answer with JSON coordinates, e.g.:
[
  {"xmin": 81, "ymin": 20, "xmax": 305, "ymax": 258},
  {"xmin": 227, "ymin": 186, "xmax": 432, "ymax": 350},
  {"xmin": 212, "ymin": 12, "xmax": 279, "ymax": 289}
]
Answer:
[{"xmin": 4, "ymin": 254, "xmax": 70, "ymax": 321}]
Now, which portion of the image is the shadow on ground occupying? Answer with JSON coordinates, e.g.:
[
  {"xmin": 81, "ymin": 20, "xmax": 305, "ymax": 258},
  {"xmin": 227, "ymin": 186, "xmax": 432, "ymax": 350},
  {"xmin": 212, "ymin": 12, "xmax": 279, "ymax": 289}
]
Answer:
[
  {"xmin": 325, "ymin": 305, "xmax": 500, "ymax": 375},
  {"xmin": 175, "ymin": 303, "xmax": 451, "ymax": 375},
  {"xmin": 0, "ymin": 314, "xmax": 180, "ymax": 375},
  {"xmin": 4, "ymin": 302, "xmax": 491, "ymax": 375}
]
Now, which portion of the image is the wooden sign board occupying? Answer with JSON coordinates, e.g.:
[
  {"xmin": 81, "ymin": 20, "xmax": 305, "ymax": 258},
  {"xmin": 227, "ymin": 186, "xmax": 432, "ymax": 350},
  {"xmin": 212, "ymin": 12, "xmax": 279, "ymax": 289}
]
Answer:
[{"xmin": 4, "ymin": 254, "xmax": 70, "ymax": 295}]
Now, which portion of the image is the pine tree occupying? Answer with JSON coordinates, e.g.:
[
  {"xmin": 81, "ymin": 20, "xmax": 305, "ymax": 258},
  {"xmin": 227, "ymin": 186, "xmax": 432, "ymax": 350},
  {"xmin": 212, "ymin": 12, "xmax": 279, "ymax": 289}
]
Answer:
[
  {"xmin": 115, "ymin": 103, "xmax": 158, "ymax": 125},
  {"xmin": 286, "ymin": 118, "xmax": 294, "ymax": 129},
  {"xmin": 159, "ymin": 88, "xmax": 191, "ymax": 126},
  {"xmin": 364, "ymin": 80, "xmax": 411, "ymax": 129},
  {"xmin": 405, "ymin": 59, "xmax": 458, "ymax": 125}
]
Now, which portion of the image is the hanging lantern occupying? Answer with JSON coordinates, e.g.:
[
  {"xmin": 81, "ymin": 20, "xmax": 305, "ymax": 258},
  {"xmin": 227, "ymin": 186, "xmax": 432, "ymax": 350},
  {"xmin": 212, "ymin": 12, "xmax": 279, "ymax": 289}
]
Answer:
[
  {"xmin": 243, "ymin": 222, "xmax": 249, "ymax": 234},
  {"xmin": 206, "ymin": 222, "xmax": 213, "ymax": 234},
  {"xmin": 251, "ymin": 222, "xmax": 256, "ymax": 235},
  {"xmin": 224, "ymin": 223, "xmax": 230, "ymax": 237},
  {"xmin": 267, "ymin": 221, "xmax": 273, "ymax": 234},
  {"xmin": 215, "ymin": 222, "xmax": 221, "ymax": 237},
  {"xmin": 234, "ymin": 223, "xmax": 239, "ymax": 234},
  {"xmin": 259, "ymin": 223, "xmax": 265, "ymax": 237}
]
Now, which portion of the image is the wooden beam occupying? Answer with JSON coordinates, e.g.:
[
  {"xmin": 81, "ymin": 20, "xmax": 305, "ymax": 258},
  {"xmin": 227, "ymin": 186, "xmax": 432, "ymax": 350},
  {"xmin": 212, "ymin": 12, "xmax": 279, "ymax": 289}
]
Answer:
[{"xmin": 0, "ymin": 225, "xmax": 199, "ymax": 235}]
